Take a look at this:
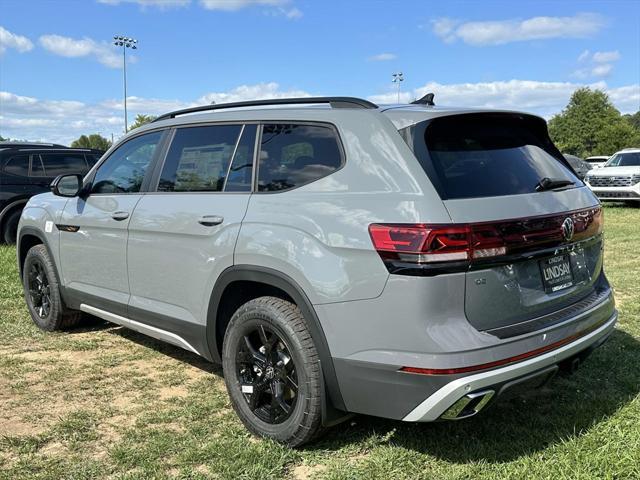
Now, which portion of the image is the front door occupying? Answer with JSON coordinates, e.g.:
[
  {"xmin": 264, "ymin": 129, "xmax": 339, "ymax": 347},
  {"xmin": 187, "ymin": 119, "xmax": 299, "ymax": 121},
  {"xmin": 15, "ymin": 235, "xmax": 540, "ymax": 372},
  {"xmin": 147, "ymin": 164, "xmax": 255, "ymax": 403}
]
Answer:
[{"xmin": 58, "ymin": 130, "xmax": 164, "ymax": 315}]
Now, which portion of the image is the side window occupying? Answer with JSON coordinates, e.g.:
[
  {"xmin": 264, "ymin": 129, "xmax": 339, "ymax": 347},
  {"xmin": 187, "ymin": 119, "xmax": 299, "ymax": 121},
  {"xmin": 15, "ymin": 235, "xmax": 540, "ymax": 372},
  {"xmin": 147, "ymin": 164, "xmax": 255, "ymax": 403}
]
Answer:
[
  {"xmin": 92, "ymin": 131, "xmax": 162, "ymax": 194},
  {"xmin": 3, "ymin": 155, "xmax": 30, "ymax": 177},
  {"xmin": 224, "ymin": 124, "xmax": 256, "ymax": 192},
  {"xmin": 257, "ymin": 124, "xmax": 342, "ymax": 192},
  {"xmin": 40, "ymin": 153, "xmax": 88, "ymax": 176},
  {"xmin": 30, "ymin": 155, "xmax": 45, "ymax": 177},
  {"xmin": 86, "ymin": 154, "xmax": 101, "ymax": 167},
  {"xmin": 158, "ymin": 125, "xmax": 242, "ymax": 192}
]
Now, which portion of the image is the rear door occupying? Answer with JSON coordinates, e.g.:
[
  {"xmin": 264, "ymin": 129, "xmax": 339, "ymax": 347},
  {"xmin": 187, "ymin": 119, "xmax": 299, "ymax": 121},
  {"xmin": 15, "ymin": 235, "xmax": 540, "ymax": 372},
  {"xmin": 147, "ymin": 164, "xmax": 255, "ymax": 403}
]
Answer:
[
  {"xmin": 58, "ymin": 131, "xmax": 165, "ymax": 315},
  {"xmin": 406, "ymin": 113, "xmax": 605, "ymax": 336},
  {"xmin": 126, "ymin": 123, "xmax": 256, "ymax": 335}
]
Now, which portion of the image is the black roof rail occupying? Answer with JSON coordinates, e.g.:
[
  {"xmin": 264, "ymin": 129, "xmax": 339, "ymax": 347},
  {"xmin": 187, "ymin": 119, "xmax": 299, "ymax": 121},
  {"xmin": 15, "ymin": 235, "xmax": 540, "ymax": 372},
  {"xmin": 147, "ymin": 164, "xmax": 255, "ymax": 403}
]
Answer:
[{"xmin": 153, "ymin": 96, "xmax": 378, "ymax": 123}]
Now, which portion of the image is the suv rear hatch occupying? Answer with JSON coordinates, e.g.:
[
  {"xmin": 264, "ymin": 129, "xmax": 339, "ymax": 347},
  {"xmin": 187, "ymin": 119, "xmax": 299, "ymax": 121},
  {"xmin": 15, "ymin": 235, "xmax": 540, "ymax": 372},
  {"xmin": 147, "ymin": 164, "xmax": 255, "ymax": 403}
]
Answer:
[{"xmin": 395, "ymin": 112, "xmax": 608, "ymax": 337}]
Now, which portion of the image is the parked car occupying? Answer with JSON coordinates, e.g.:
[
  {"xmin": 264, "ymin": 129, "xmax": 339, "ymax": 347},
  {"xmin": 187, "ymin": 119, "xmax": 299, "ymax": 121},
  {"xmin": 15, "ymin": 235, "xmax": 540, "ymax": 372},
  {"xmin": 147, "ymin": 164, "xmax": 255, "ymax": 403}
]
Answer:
[
  {"xmin": 585, "ymin": 148, "xmax": 640, "ymax": 204},
  {"xmin": 563, "ymin": 153, "xmax": 591, "ymax": 180},
  {"xmin": 0, "ymin": 143, "xmax": 103, "ymax": 243},
  {"xmin": 585, "ymin": 155, "xmax": 609, "ymax": 169},
  {"xmin": 17, "ymin": 97, "xmax": 616, "ymax": 446}
]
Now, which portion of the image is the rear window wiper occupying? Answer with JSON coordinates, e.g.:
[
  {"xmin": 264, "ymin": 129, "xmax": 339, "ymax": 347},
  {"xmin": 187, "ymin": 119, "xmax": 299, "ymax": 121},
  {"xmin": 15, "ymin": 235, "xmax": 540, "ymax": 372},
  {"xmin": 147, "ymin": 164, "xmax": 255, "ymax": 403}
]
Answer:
[{"xmin": 535, "ymin": 177, "xmax": 575, "ymax": 192}]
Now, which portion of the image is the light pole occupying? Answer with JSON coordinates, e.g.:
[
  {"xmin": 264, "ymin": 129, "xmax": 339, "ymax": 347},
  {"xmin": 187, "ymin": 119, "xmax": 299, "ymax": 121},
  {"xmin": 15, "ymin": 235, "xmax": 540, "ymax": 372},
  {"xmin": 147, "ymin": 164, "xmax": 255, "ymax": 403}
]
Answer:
[
  {"xmin": 392, "ymin": 72, "xmax": 404, "ymax": 103},
  {"xmin": 113, "ymin": 35, "xmax": 137, "ymax": 133}
]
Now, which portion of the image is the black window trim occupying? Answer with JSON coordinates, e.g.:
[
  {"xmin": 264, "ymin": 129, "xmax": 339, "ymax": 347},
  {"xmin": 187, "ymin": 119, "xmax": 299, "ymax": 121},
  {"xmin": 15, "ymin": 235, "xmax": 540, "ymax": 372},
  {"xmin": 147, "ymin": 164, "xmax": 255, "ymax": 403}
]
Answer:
[
  {"xmin": 1, "ymin": 154, "xmax": 31, "ymax": 178},
  {"xmin": 138, "ymin": 119, "xmax": 346, "ymax": 195},
  {"xmin": 254, "ymin": 120, "xmax": 346, "ymax": 195},
  {"xmin": 147, "ymin": 121, "xmax": 250, "ymax": 195},
  {"xmin": 86, "ymin": 127, "xmax": 171, "ymax": 196},
  {"xmin": 28, "ymin": 152, "xmax": 89, "ymax": 178}
]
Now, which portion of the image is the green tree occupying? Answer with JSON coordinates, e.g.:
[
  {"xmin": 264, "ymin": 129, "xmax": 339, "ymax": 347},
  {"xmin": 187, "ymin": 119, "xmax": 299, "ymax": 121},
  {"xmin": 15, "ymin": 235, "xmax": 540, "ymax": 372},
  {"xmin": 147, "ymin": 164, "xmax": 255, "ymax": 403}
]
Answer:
[
  {"xmin": 548, "ymin": 88, "xmax": 640, "ymax": 158},
  {"xmin": 70, "ymin": 134, "xmax": 112, "ymax": 151},
  {"xmin": 624, "ymin": 111, "xmax": 640, "ymax": 130},
  {"xmin": 129, "ymin": 114, "xmax": 157, "ymax": 131}
]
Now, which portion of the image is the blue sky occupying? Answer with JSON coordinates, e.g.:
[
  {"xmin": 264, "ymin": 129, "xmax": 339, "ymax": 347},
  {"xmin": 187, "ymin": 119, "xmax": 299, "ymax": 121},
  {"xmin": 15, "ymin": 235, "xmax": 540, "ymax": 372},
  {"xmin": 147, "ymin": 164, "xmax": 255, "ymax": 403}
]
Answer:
[{"xmin": 1, "ymin": 0, "xmax": 639, "ymax": 144}]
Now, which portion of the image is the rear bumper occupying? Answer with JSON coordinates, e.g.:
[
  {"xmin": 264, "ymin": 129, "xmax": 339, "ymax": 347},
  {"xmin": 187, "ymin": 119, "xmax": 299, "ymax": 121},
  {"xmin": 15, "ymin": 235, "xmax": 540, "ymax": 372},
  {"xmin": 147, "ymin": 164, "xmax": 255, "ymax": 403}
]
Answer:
[
  {"xmin": 588, "ymin": 184, "xmax": 640, "ymax": 201},
  {"xmin": 402, "ymin": 311, "xmax": 616, "ymax": 421}
]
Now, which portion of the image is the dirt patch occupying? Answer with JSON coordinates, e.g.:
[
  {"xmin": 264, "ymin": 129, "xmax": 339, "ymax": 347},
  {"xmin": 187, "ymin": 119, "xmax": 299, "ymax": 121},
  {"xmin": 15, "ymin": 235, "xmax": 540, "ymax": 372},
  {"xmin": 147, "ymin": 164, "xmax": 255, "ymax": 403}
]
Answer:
[
  {"xmin": 291, "ymin": 463, "xmax": 327, "ymax": 480},
  {"xmin": 0, "ymin": 415, "xmax": 40, "ymax": 436}
]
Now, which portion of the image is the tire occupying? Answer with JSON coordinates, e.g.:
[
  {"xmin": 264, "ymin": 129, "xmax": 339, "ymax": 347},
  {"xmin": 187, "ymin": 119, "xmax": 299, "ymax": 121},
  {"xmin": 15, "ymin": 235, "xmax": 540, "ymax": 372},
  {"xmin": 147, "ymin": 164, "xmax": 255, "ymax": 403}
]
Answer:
[
  {"xmin": 22, "ymin": 244, "xmax": 81, "ymax": 331},
  {"xmin": 2, "ymin": 209, "xmax": 21, "ymax": 244},
  {"xmin": 222, "ymin": 296, "xmax": 324, "ymax": 447}
]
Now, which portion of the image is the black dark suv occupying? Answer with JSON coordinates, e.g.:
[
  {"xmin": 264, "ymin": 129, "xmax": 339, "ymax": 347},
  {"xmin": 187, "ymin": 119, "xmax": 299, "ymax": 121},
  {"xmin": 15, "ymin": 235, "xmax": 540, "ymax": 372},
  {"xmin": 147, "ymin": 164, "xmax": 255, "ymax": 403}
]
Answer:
[{"xmin": 0, "ymin": 142, "xmax": 103, "ymax": 243}]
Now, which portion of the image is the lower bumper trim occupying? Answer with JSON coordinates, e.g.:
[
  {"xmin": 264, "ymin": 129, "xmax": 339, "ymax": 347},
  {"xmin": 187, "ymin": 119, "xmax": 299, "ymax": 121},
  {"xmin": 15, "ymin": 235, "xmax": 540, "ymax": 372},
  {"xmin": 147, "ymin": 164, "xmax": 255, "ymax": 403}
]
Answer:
[{"xmin": 402, "ymin": 311, "xmax": 617, "ymax": 422}]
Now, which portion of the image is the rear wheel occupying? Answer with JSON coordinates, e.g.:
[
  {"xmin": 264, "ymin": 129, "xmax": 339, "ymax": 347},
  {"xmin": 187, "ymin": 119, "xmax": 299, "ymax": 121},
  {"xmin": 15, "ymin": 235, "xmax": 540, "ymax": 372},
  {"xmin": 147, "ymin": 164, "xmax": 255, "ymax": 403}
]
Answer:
[
  {"xmin": 222, "ymin": 296, "xmax": 324, "ymax": 447},
  {"xmin": 23, "ymin": 245, "xmax": 81, "ymax": 331},
  {"xmin": 2, "ymin": 209, "xmax": 21, "ymax": 244}
]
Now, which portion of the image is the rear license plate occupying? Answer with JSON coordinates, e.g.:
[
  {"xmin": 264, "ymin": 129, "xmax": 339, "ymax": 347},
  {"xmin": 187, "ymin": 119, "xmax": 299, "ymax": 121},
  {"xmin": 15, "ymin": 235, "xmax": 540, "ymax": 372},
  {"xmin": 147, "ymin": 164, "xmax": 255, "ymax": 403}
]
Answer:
[{"xmin": 539, "ymin": 254, "xmax": 573, "ymax": 293}]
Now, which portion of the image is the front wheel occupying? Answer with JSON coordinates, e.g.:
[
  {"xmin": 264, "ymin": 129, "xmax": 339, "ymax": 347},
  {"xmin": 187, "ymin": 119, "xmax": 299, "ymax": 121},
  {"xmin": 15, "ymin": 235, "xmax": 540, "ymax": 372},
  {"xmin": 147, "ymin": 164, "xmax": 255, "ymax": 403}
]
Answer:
[
  {"xmin": 23, "ymin": 245, "xmax": 81, "ymax": 331},
  {"xmin": 222, "ymin": 296, "xmax": 324, "ymax": 447}
]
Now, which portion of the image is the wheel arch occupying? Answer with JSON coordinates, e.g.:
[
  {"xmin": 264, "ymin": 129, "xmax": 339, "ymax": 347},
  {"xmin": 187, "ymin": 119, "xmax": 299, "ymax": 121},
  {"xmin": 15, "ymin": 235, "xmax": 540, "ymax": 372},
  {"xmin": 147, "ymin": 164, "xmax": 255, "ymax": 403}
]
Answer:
[
  {"xmin": 0, "ymin": 198, "xmax": 28, "ymax": 234},
  {"xmin": 207, "ymin": 265, "xmax": 347, "ymax": 413}
]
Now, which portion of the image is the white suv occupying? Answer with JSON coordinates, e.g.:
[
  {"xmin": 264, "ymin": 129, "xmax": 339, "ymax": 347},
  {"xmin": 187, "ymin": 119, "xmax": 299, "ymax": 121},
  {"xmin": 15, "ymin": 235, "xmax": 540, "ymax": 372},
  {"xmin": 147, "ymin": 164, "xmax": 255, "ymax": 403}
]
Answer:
[{"xmin": 585, "ymin": 148, "xmax": 640, "ymax": 203}]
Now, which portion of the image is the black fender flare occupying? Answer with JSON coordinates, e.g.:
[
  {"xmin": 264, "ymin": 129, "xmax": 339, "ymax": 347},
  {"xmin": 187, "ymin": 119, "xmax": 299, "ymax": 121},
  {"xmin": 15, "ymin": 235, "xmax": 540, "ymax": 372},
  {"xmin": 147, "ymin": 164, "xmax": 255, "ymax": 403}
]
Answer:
[{"xmin": 206, "ymin": 265, "xmax": 347, "ymax": 412}]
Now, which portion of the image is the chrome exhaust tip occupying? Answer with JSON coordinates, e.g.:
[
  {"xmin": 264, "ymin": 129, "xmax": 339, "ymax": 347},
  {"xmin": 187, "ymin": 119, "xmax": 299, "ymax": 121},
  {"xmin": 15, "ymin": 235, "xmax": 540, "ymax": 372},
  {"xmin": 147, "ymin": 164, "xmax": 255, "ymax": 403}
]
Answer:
[{"xmin": 440, "ymin": 390, "xmax": 495, "ymax": 420}]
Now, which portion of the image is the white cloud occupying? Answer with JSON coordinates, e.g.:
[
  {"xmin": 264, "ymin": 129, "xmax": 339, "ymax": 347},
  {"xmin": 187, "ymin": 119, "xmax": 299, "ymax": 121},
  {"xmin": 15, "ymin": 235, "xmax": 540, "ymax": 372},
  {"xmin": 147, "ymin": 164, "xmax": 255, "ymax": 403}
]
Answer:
[
  {"xmin": 577, "ymin": 49, "xmax": 591, "ymax": 62},
  {"xmin": 0, "ymin": 26, "xmax": 34, "ymax": 55},
  {"xmin": 0, "ymin": 83, "xmax": 312, "ymax": 144},
  {"xmin": 592, "ymin": 50, "xmax": 620, "ymax": 63},
  {"xmin": 573, "ymin": 49, "xmax": 621, "ymax": 78},
  {"xmin": 97, "ymin": 0, "xmax": 190, "ymax": 8},
  {"xmin": 197, "ymin": 82, "xmax": 310, "ymax": 104},
  {"xmin": 368, "ymin": 52, "xmax": 397, "ymax": 62},
  {"xmin": 199, "ymin": 0, "xmax": 285, "ymax": 10},
  {"xmin": 39, "ymin": 34, "xmax": 124, "ymax": 68},
  {"xmin": 432, "ymin": 13, "xmax": 606, "ymax": 46},
  {"xmin": 367, "ymin": 80, "xmax": 640, "ymax": 118}
]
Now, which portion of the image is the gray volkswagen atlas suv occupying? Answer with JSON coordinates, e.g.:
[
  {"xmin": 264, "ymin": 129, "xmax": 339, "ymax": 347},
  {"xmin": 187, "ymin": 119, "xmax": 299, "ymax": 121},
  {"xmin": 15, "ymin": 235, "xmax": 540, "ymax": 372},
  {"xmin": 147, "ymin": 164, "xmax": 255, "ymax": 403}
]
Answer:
[{"xmin": 17, "ymin": 97, "xmax": 616, "ymax": 446}]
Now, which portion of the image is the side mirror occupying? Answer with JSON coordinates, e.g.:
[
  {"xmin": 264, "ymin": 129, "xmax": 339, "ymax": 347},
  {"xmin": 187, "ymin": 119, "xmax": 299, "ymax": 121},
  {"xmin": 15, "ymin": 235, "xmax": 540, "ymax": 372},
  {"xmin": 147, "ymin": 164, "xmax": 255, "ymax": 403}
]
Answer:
[{"xmin": 50, "ymin": 174, "xmax": 83, "ymax": 197}]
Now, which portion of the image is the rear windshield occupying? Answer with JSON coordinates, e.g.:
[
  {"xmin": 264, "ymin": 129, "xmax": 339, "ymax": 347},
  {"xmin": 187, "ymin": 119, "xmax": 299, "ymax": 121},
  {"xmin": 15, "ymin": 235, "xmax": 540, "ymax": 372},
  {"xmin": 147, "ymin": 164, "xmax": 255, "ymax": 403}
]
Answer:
[
  {"xmin": 605, "ymin": 152, "xmax": 640, "ymax": 167},
  {"xmin": 408, "ymin": 114, "xmax": 577, "ymax": 200}
]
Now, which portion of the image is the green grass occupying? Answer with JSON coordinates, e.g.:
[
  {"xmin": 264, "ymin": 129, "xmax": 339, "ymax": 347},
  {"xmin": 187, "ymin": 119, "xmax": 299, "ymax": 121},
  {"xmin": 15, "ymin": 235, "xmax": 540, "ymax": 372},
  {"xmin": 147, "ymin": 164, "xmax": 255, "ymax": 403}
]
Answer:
[{"xmin": 1, "ymin": 204, "xmax": 639, "ymax": 480}]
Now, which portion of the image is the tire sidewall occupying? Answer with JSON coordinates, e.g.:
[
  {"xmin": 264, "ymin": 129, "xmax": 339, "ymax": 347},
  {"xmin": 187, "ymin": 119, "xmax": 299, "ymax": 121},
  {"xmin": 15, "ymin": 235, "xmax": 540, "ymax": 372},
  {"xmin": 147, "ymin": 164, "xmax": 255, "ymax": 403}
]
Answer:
[
  {"xmin": 222, "ymin": 301, "xmax": 317, "ymax": 443},
  {"xmin": 3, "ymin": 209, "xmax": 21, "ymax": 244},
  {"xmin": 23, "ymin": 246, "xmax": 64, "ymax": 331}
]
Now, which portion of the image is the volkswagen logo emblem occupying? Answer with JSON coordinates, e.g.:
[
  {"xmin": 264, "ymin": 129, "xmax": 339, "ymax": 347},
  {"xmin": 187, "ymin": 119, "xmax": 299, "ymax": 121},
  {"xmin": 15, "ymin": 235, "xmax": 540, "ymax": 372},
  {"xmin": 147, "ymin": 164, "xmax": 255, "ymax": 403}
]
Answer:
[{"xmin": 562, "ymin": 217, "xmax": 575, "ymax": 241}]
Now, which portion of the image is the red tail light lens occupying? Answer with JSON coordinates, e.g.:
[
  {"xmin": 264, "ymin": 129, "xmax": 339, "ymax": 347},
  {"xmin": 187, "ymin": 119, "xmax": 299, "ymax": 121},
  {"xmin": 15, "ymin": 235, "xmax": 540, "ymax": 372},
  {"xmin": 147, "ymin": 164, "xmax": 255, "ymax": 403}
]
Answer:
[{"xmin": 369, "ymin": 207, "xmax": 602, "ymax": 273}]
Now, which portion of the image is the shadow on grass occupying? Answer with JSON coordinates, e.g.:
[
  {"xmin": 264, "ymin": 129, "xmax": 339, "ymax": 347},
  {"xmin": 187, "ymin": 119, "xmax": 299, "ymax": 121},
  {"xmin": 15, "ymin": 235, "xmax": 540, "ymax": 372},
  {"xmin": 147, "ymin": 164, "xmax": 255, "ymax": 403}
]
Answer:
[
  {"xmin": 312, "ymin": 329, "xmax": 640, "ymax": 463},
  {"xmin": 106, "ymin": 322, "xmax": 222, "ymax": 375},
  {"xmin": 76, "ymin": 314, "xmax": 638, "ymax": 463}
]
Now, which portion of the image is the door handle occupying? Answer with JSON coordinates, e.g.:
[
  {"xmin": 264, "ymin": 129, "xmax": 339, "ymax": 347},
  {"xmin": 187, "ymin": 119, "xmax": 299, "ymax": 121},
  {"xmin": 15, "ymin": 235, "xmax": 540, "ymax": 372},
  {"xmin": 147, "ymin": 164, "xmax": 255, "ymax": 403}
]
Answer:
[
  {"xmin": 112, "ymin": 211, "xmax": 130, "ymax": 221},
  {"xmin": 198, "ymin": 215, "xmax": 224, "ymax": 227}
]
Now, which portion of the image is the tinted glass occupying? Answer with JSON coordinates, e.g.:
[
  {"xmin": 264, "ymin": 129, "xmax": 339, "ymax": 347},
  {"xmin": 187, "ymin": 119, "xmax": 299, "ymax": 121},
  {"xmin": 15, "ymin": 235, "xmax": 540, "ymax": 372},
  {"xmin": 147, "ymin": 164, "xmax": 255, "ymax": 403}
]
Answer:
[
  {"xmin": 31, "ymin": 155, "xmax": 45, "ymax": 176},
  {"xmin": 92, "ymin": 131, "xmax": 161, "ymax": 194},
  {"xmin": 257, "ymin": 124, "xmax": 342, "ymax": 192},
  {"xmin": 224, "ymin": 125, "xmax": 256, "ymax": 192},
  {"xmin": 418, "ymin": 114, "xmax": 576, "ymax": 200},
  {"xmin": 3, "ymin": 155, "xmax": 29, "ymax": 177},
  {"xmin": 606, "ymin": 152, "xmax": 640, "ymax": 167},
  {"xmin": 40, "ymin": 153, "xmax": 88, "ymax": 176},
  {"xmin": 159, "ymin": 125, "xmax": 242, "ymax": 192},
  {"xmin": 87, "ymin": 154, "xmax": 101, "ymax": 167}
]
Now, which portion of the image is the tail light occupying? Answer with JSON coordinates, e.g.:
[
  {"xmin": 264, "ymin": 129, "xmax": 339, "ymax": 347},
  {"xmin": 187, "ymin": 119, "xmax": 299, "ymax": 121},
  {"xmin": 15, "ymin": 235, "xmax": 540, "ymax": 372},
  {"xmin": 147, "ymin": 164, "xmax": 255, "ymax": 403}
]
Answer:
[{"xmin": 369, "ymin": 207, "xmax": 602, "ymax": 275}]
